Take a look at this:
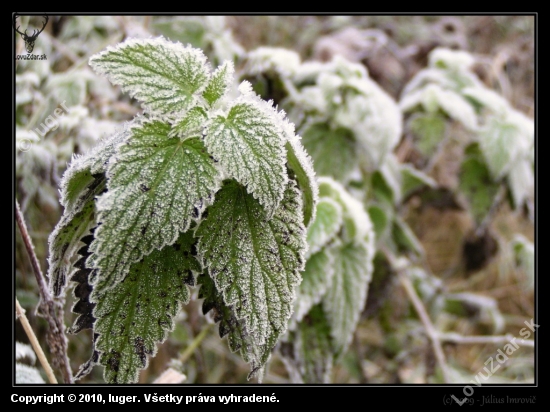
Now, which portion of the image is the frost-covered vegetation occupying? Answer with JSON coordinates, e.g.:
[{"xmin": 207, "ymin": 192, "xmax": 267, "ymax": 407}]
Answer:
[{"xmin": 15, "ymin": 15, "xmax": 534, "ymax": 384}]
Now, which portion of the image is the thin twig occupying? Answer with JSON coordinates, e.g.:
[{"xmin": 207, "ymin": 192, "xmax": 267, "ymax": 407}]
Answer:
[
  {"xmin": 179, "ymin": 322, "xmax": 213, "ymax": 364},
  {"xmin": 15, "ymin": 199, "xmax": 73, "ymax": 383},
  {"xmin": 438, "ymin": 332, "xmax": 535, "ymax": 348},
  {"xmin": 399, "ymin": 273, "xmax": 452, "ymax": 383},
  {"xmin": 16, "ymin": 298, "xmax": 57, "ymax": 383}
]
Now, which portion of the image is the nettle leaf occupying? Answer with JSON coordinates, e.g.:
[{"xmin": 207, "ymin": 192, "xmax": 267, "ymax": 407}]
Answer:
[
  {"xmin": 322, "ymin": 240, "xmax": 374, "ymax": 356},
  {"xmin": 88, "ymin": 119, "xmax": 220, "ymax": 291},
  {"xmin": 314, "ymin": 177, "xmax": 376, "ymax": 356},
  {"xmin": 408, "ymin": 113, "xmax": 446, "ymax": 157},
  {"xmin": 392, "ymin": 216, "xmax": 425, "ymax": 256},
  {"xmin": 196, "ymin": 179, "xmax": 306, "ymax": 378},
  {"xmin": 318, "ymin": 177, "xmax": 372, "ymax": 243},
  {"xmin": 507, "ymin": 159, "xmax": 534, "ymax": 210},
  {"xmin": 301, "ymin": 123, "xmax": 358, "ymax": 182},
  {"xmin": 203, "ymin": 60, "xmax": 234, "ymax": 106},
  {"xmin": 282, "ymin": 304, "xmax": 334, "ymax": 384},
  {"xmin": 205, "ymin": 97, "xmax": 288, "ymax": 216},
  {"xmin": 198, "ymin": 272, "xmax": 244, "ymax": 347},
  {"xmin": 92, "ymin": 231, "xmax": 199, "ymax": 384},
  {"xmin": 48, "ymin": 172, "xmax": 103, "ymax": 297},
  {"xmin": 512, "ymin": 235, "xmax": 534, "ymax": 290},
  {"xmin": 368, "ymin": 204, "xmax": 390, "ymax": 243},
  {"xmin": 401, "ymin": 163, "xmax": 437, "ymax": 199},
  {"xmin": 459, "ymin": 144, "xmax": 501, "ymax": 225},
  {"xmin": 292, "ymin": 248, "xmax": 335, "ymax": 325},
  {"xmin": 169, "ymin": 106, "xmax": 208, "ymax": 139},
  {"xmin": 285, "ymin": 133, "xmax": 318, "ymax": 228},
  {"xmin": 306, "ymin": 197, "xmax": 342, "ymax": 257},
  {"xmin": 47, "ymin": 127, "xmax": 130, "ymax": 297},
  {"xmin": 68, "ymin": 231, "xmax": 97, "ymax": 335},
  {"xmin": 478, "ymin": 115, "xmax": 529, "ymax": 179},
  {"xmin": 197, "ymin": 272, "xmax": 258, "ymax": 370},
  {"xmin": 89, "ymin": 37, "xmax": 210, "ymax": 116}
]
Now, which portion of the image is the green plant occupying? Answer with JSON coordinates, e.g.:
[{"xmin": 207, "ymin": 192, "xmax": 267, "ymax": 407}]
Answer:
[
  {"xmin": 16, "ymin": 16, "xmax": 534, "ymax": 386},
  {"xmin": 47, "ymin": 36, "xmax": 319, "ymax": 383}
]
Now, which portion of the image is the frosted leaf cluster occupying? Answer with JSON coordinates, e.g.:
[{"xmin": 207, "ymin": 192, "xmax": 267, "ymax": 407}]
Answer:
[
  {"xmin": 295, "ymin": 55, "xmax": 402, "ymax": 175},
  {"xmin": 196, "ymin": 180, "xmax": 306, "ymax": 379},
  {"xmin": 284, "ymin": 177, "xmax": 376, "ymax": 381},
  {"xmin": 400, "ymin": 47, "xmax": 534, "ymax": 210},
  {"xmin": 47, "ymin": 37, "xmax": 317, "ymax": 383}
]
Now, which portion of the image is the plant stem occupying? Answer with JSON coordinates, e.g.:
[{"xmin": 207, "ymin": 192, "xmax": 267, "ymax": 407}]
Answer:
[
  {"xmin": 438, "ymin": 332, "xmax": 535, "ymax": 348},
  {"xmin": 16, "ymin": 298, "xmax": 57, "ymax": 383},
  {"xmin": 399, "ymin": 272, "xmax": 452, "ymax": 383},
  {"xmin": 179, "ymin": 322, "xmax": 213, "ymax": 364},
  {"xmin": 15, "ymin": 199, "xmax": 73, "ymax": 384}
]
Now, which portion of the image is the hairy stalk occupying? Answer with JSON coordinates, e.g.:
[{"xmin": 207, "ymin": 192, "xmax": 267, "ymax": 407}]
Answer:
[
  {"xmin": 16, "ymin": 298, "xmax": 57, "ymax": 383},
  {"xmin": 15, "ymin": 199, "xmax": 73, "ymax": 384}
]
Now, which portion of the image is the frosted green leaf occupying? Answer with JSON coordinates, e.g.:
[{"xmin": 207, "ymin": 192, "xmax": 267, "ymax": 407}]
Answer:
[
  {"xmin": 507, "ymin": 159, "xmax": 534, "ymax": 210},
  {"xmin": 281, "ymin": 304, "xmax": 333, "ymax": 384},
  {"xmin": 408, "ymin": 113, "xmax": 446, "ymax": 157},
  {"xmin": 371, "ymin": 171, "xmax": 395, "ymax": 206},
  {"xmin": 322, "ymin": 240, "xmax": 374, "ymax": 356},
  {"xmin": 244, "ymin": 46, "xmax": 301, "ymax": 77},
  {"xmin": 60, "ymin": 123, "xmax": 131, "ymax": 217},
  {"xmin": 285, "ymin": 133, "xmax": 318, "ymax": 228},
  {"xmin": 89, "ymin": 37, "xmax": 210, "ymax": 116},
  {"xmin": 306, "ymin": 198, "xmax": 342, "ymax": 257},
  {"xmin": 92, "ymin": 231, "xmax": 199, "ymax": 384},
  {"xmin": 68, "ymin": 231, "xmax": 96, "ymax": 335},
  {"xmin": 197, "ymin": 272, "xmax": 261, "ymax": 379},
  {"xmin": 203, "ymin": 60, "xmax": 234, "ymax": 106},
  {"xmin": 401, "ymin": 163, "xmax": 437, "ymax": 199},
  {"xmin": 459, "ymin": 145, "xmax": 501, "ymax": 225},
  {"xmin": 198, "ymin": 272, "xmax": 247, "ymax": 349},
  {"xmin": 47, "ymin": 126, "xmax": 130, "ymax": 297},
  {"xmin": 445, "ymin": 292, "xmax": 504, "ymax": 334},
  {"xmin": 379, "ymin": 154, "xmax": 403, "ymax": 204},
  {"xmin": 334, "ymin": 79, "xmax": 403, "ymax": 170},
  {"xmin": 512, "ymin": 235, "xmax": 534, "ymax": 290},
  {"xmin": 16, "ymin": 364, "xmax": 45, "ymax": 384},
  {"xmin": 87, "ymin": 123, "xmax": 133, "ymax": 175},
  {"xmin": 47, "ymin": 177, "xmax": 103, "ymax": 298},
  {"xmin": 400, "ymin": 84, "xmax": 478, "ymax": 131},
  {"xmin": 168, "ymin": 107, "xmax": 208, "ymax": 139},
  {"xmin": 88, "ymin": 120, "xmax": 220, "ymax": 291},
  {"xmin": 368, "ymin": 204, "xmax": 390, "ymax": 243},
  {"xmin": 293, "ymin": 248, "xmax": 335, "ymax": 325},
  {"xmin": 462, "ymin": 86, "xmax": 510, "ymax": 114},
  {"xmin": 44, "ymin": 71, "xmax": 87, "ymax": 107},
  {"xmin": 318, "ymin": 177, "xmax": 372, "ymax": 243},
  {"xmin": 429, "ymin": 47, "xmax": 475, "ymax": 72},
  {"xmin": 48, "ymin": 169, "xmax": 105, "ymax": 296},
  {"xmin": 205, "ymin": 100, "xmax": 287, "ymax": 216},
  {"xmin": 478, "ymin": 115, "xmax": 530, "ymax": 179},
  {"xmin": 392, "ymin": 216, "xmax": 425, "ymax": 256},
  {"xmin": 300, "ymin": 123, "xmax": 358, "ymax": 182},
  {"xmin": 196, "ymin": 179, "xmax": 306, "ymax": 377}
]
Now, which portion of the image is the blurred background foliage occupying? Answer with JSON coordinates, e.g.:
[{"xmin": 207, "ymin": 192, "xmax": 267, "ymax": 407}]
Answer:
[{"xmin": 15, "ymin": 14, "xmax": 535, "ymax": 384}]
